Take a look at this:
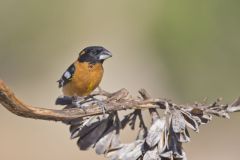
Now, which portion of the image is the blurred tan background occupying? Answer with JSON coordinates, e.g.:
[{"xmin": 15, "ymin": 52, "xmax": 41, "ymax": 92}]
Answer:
[{"xmin": 0, "ymin": 0, "xmax": 240, "ymax": 160}]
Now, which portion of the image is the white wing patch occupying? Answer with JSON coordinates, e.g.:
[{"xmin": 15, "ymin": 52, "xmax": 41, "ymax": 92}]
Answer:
[
  {"xmin": 64, "ymin": 71, "xmax": 71, "ymax": 79},
  {"xmin": 58, "ymin": 63, "xmax": 75, "ymax": 88}
]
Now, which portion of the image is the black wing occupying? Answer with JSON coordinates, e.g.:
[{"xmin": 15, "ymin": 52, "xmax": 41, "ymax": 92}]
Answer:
[{"xmin": 57, "ymin": 63, "xmax": 76, "ymax": 88}]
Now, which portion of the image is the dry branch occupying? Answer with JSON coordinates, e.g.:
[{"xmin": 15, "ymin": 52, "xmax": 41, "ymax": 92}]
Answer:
[
  {"xmin": 0, "ymin": 80, "xmax": 163, "ymax": 122},
  {"xmin": 0, "ymin": 79, "xmax": 240, "ymax": 160}
]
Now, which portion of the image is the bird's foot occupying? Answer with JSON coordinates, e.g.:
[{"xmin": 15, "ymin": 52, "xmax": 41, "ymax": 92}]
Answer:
[
  {"xmin": 72, "ymin": 96, "xmax": 88, "ymax": 113},
  {"xmin": 71, "ymin": 96, "xmax": 107, "ymax": 116}
]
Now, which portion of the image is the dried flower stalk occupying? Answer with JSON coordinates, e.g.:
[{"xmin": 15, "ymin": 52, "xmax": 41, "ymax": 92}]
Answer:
[{"xmin": 0, "ymin": 80, "xmax": 239, "ymax": 160}]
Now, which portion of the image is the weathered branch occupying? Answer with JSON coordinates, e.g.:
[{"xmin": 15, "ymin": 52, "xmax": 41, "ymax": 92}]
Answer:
[
  {"xmin": 1, "ymin": 79, "xmax": 239, "ymax": 122},
  {"xmin": 1, "ymin": 79, "xmax": 240, "ymax": 160},
  {"xmin": 0, "ymin": 80, "xmax": 165, "ymax": 122}
]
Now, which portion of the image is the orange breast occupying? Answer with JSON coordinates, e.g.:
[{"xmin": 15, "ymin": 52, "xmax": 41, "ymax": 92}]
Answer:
[{"xmin": 62, "ymin": 61, "xmax": 103, "ymax": 96}]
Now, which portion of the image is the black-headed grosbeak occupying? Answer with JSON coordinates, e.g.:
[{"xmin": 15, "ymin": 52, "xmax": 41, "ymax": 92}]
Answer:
[{"xmin": 56, "ymin": 46, "xmax": 112, "ymax": 105}]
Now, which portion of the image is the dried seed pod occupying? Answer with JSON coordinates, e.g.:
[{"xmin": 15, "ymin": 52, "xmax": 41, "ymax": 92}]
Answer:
[
  {"xmin": 161, "ymin": 121, "xmax": 184, "ymax": 159},
  {"xmin": 157, "ymin": 125, "xmax": 168, "ymax": 153},
  {"xmin": 70, "ymin": 116, "xmax": 104, "ymax": 139},
  {"xmin": 190, "ymin": 108, "xmax": 203, "ymax": 117},
  {"xmin": 121, "ymin": 142, "xmax": 143, "ymax": 160},
  {"xmin": 95, "ymin": 114, "xmax": 122, "ymax": 155},
  {"xmin": 146, "ymin": 118, "xmax": 166, "ymax": 148},
  {"xmin": 69, "ymin": 123, "xmax": 81, "ymax": 134},
  {"xmin": 70, "ymin": 127, "xmax": 80, "ymax": 139},
  {"xmin": 95, "ymin": 130, "xmax": 117, "ymax": 155},
  {"xmin": 206, "ymin": 109, "xmax": 230, "ymax": 119},
  {"xmin": 143, "ymin": 147, "xmax": 160, "ymax": 160},
  {"xmin": 171, "ymin": 110, "xmax": 185, "ymax": 133},
  {"xmin": 78, "ymin": 116, "xmax": 108, "ymax": 139},
  {"xmin": 77, "ymin": 115, "xmax": 113, "ymax": 150},
  {"xmin": 188, "ymin": 108, "xmax": 213, "ymax": 125},
  {"xmin": 180, "ymin": 110, "xmax": 199, "ymax": 132},
  {"xmin": 110, "ymin": 133, "xmax": 122, "ymax": 149},
  {"xmin": 199, "ymin": 114, "xmax": 212, "ymax": 124},
  {"xmin": 177, "ymin": 128, "xmax": 190, "ymax": 143},
  {"xmin": 108, "ymin": 140, "xmax": 144, "ymax": 160}
]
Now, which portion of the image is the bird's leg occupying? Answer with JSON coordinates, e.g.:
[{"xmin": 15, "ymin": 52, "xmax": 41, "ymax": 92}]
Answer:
[
  {"xmin": 71, "ymin": 94, "xmax": 107, "ymax": 116},
  {"xmin": 71, "ymin": 96, "xmax": 89, "ymax": 112}
]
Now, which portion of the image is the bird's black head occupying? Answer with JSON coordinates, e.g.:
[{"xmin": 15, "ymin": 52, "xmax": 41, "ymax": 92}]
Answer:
[{"xmin": 78, "ymin": 46, "xmax": 112, "ymax": 64}]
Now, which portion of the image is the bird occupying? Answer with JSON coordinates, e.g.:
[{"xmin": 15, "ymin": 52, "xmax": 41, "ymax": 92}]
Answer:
[{"xmin": 55, "ymin": 46, "xmax": 112, "ymax": 105}]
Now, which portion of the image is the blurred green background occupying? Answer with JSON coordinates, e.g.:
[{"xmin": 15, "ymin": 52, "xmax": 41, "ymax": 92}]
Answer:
[{"xmin": 0, "ymin": 0, "xmax": 239, "ymax": 160}]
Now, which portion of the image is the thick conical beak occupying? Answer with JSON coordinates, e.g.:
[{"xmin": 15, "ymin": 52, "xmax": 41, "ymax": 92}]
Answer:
[{"xmin": 99, "ymin": 50, "xmax": 112, "ymax": 60}]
